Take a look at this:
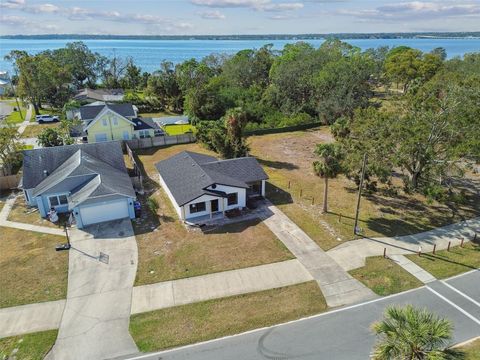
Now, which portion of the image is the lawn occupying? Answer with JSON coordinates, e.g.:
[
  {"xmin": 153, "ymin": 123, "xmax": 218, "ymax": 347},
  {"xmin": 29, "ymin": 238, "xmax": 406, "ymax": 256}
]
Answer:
[
  {"xmin": 5, "ymin": 108, "xmax": 26, "ymax": 124},
  {"xmin": 0, "ymin": 330, "xmax": 57, "ymax": 360},
  {"xmin": 406, "ymin": 243, "xmax": 480, "ymax": 279},
  {"xmin": 247, "ymin": 128, "xmax": 480, "ymax": 250},
  {"xmin": 349, "ymin": 256, "xmax": 423, "ymax": 296},
  {"xmin": 21, "ymin": 122, "xmax": 61, "ymax": 138},
  {"xmin": 7, "ymin": 196, "xmax": 66, "ymax": 229},
  {"xmin": 459, "ymin": 338, "xmax": 480, "ymax": 360},
  {"xmin": 130, "ymin": 281, "xmax": 326, "ymax": 352},
  {"xmin": 163, "ymin": 124, "xmax": 195, "ymax": 136},
  {"xmin": 134, "ymin": 188, "xmax": 294, "ymax": 285},
  {"xmin": 0, "ymin": 227, "xmax": 68, "ymax": 308}
]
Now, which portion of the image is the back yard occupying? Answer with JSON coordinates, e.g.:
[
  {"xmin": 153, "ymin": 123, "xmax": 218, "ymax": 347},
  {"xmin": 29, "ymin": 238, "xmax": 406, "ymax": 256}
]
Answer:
[{"xmin": 130, "ymin": 146, "xmax": 294, "ymax": 285}]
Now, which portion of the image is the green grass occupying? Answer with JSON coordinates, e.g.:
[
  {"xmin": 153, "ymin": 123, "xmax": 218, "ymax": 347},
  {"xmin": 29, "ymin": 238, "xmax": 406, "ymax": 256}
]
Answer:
[
  {"xmin": 139, "ymin": 111, "xmax": 179, "ymax": 118},
  {"xmin": 6, "ymin": 109, "xmax": 26, "ymax": 124},
  {"xmin": 0, "ymin": 330, "xmax": 57, "ymax": 360},
  {"xmin": 406, "ymin": 242, "xmax": 480, "ymax": 279},
  {"xmin": 163, "ymin": 124, "xmax": 195, "ymax": 136},
  {"xmin": 130, "ymin": 281, "xmax": 327, "ymax": 352},
  {"xmin": 459, "ymin": 338, "xmax": 480, "ymax": 360},
  {"xmin": 349, "ymin": 256, "xmax": 423, "ymax": 296}
]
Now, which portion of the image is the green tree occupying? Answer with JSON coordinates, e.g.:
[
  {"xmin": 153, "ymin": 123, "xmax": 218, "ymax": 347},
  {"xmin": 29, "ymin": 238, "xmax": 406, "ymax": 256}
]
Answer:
[
  {"xmin": 385, "ymin": 47, "xmax": 423, "ymax": 93},
  {"xmin": 372, "ymin": 305, "xmax": 461, "ymax": 360},
  {"xmin": 0, "ymin": 126, "xmax": 23, "ymax": 175},
  {"xmin": 37, "ymin": 124, "xmax": 73, "ymax": 147},
  {"xmin": 121, "ymin": 58, "xmax": 142, "ymax": 90},
  {"xmin": 313, "ymin": 143, "xmax": 343, "ymax": 213},
  {"xmin": 146, "ymin": 61, "xmax": 183, "ymax": 112}
]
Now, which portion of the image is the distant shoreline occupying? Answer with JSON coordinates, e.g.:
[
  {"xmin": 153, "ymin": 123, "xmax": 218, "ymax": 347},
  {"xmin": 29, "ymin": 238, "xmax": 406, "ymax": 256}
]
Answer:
[{"xmin": 1, "ymin": 32, "xmax": 480, "ymax": 40}]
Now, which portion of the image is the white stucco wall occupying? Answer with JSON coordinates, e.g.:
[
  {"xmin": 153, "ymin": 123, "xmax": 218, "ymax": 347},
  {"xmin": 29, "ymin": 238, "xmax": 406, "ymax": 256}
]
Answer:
[
  {"xmin": 158, "ymin": 173, "xmax": 182, "ymax": 219},
  {"xmin": 205, "ymin": 184, "xmax": 246, "ymax": 212},
  {"xmin": 183, "ymin": 194, "xmax": 222, "ymax": 219}
]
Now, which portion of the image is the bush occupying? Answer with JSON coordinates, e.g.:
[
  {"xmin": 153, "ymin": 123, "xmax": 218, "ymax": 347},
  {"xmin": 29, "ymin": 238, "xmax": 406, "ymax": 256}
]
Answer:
[{"xmin": 147, "ymin": 197, "xmax": 159, "ymax": 214}]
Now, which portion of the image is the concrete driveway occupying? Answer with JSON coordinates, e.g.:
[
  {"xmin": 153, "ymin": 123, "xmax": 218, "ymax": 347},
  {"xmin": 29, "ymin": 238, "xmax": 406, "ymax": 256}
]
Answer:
[{"xmin": 45, "ymin": 219, "xmax": 139, "ymax": 360}]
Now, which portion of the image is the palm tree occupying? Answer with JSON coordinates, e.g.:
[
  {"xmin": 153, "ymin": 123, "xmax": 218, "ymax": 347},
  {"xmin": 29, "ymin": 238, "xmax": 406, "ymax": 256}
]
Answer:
[
  {"xmin": 372, "ymin": 305, "xmax": 462, "ymax": 360},
  {"xmin": 313, "ymin": 143, "xmax": 343, "ymax": 213}
]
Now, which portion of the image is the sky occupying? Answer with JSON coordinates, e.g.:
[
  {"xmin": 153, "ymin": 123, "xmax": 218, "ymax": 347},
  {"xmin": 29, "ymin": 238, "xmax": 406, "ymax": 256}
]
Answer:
[{"xmin": 0, "ymin": 0, "xmax": 479, "ymax": 35}]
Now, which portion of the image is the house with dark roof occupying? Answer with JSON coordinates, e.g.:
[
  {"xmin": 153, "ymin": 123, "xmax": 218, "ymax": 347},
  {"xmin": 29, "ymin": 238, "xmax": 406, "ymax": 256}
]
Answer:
[
  {"xmin": 74, "ymin": 88, "xmax": 124, "ymax": 103},
  {"xmin": 72, "ymin": 103, "xmax": 162, "ymax": 143},
  {"xmin": 21, "ymin": 141, "xmax": 137, "ymax": 228},
  {"xmin": 155, "ymin": 151, "xmax": 268, "ymax": 221}
]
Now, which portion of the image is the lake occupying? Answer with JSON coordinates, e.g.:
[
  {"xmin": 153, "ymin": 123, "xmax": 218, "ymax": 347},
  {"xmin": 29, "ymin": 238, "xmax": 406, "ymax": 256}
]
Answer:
[{"xmin": 0, "ymin": 38, "xmax": 479, "ymax": 73}]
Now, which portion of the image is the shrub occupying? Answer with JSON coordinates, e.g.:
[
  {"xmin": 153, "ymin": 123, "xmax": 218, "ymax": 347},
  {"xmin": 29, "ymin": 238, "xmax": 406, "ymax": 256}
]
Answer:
[{"xmin": 147, "ymin": 197, "xmax": 159, "ymax": 214}]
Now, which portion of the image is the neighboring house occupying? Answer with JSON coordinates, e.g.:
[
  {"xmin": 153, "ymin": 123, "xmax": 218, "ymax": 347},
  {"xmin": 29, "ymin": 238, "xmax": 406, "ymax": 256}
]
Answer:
[
  {"xmin": 21, "ymin": 142, "xmax": 136, "ymax": 228},
  {"xmin": 155, "ymin": 151, "xmax": 268, "ymax": 221},
  {"xmin": 71, "ymin": 103, "xmax": 162, "ymax": 143},
  {"xmin": 74, "ymin": 88, "xmax": 124, "ymax": 103}
]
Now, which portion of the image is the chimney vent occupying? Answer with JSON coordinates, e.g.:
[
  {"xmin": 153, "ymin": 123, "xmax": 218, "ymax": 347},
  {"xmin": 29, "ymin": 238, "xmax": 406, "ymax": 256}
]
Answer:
[{"xmin": 43, "ymin": 170, "xmax": 48, "ymax": 176}]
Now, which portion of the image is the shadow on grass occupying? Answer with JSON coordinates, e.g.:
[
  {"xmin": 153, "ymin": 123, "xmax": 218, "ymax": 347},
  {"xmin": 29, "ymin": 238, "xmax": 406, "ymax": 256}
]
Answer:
[
  {"xmin": 257, "ymin": 158, "xmax": 299, "ymax": 171},
  {"xmin": 265, "ymin": 182, "xmax": 294, "ymax": 206},
  {"xmin": 204, "ymin": 218, "xmax": 263, "ymax": 235}
]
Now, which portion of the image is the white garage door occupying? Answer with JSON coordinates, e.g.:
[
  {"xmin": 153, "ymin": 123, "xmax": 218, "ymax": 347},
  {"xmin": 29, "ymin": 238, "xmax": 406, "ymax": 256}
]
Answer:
[{"xmin": 79, "ymin": 199, "xmax": 129, "ymax": 226}]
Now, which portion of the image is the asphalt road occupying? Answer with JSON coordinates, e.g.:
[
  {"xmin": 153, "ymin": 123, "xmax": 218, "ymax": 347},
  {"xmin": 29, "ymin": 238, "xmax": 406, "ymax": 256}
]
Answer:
[{"xmin": 123, "ymin": 270, "xmax": 480, "ymax": 360}]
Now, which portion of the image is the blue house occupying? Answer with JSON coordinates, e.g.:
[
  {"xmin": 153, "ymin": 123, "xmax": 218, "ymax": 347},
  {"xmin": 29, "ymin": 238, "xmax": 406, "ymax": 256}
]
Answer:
[{"xmin": 21, "ymin": 142, "xmax": 136, "ymax": 228}]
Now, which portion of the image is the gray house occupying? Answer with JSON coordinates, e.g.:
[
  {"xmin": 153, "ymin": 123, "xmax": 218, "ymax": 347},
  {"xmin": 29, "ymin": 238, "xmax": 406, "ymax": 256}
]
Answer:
[
  {"xmin": 156, "ymin": 151, "xmax": 268, "ymax": 221},
  {"xmin": 21, "ymin": 142, "xmax": 136, "ymax": 228}
]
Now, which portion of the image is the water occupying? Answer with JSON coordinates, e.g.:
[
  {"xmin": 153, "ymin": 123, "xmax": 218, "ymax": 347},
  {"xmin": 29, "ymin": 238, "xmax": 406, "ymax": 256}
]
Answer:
[{"xmin": 1, "ymin": 38, "xmax": 479, "ymax": 73}]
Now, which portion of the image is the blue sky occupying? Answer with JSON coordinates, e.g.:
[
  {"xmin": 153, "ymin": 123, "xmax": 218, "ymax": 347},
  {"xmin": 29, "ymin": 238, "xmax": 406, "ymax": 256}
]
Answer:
[{"xmin": 1, "ymin": 0, "xmax": 479, "ymax": 35}]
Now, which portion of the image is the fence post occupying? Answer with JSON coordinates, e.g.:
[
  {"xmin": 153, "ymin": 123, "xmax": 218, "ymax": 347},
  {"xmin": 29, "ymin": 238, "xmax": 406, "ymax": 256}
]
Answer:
[
  {"xmin": 460, "ymin": 238, "xmax": 464, "ymax": 247},
  {"xmin": 300, "ymin": 189, "xmax": 303, "ymax": 197},
  {"xmin": 383, "ymin": 248, "xmax": 386, "ymax": 258},
  {"xmin": 288, "ymin": 181, "xmax": 291, "ymax": 189},
  {"xmin": 433, "ymin": 244, "xmax": 436, "ymax": 254},
  {"xmin": 447, "ymin": 241, "xmax": 451, "ymax": 251},
  {"xmin": 311, "ymin": 197, "xmax": 315, "ymax": 205}
]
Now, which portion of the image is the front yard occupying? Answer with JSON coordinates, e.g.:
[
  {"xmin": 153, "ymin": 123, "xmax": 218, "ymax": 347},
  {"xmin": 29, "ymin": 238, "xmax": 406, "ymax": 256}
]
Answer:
[
  {"xmin": 0, "ymin": 330, "xmax": 58, "ymax": 360},
  {"xmin": 20, "ymin": 122, "xmax": 60, "ymax": 138},
  {"xmin": 130, "ymin": 281, "xmax": 326, "ymax": 352},
  {"xmin": 406, "ymin": 243, "xmax": 480, "ymax": 279},
  {"xmin": 0, "ymin": 227, "xmax": 67, "ymax": 308},
  {"xmin": 7, "ymin": 197, "xmax": 66, "ymax": 229}
]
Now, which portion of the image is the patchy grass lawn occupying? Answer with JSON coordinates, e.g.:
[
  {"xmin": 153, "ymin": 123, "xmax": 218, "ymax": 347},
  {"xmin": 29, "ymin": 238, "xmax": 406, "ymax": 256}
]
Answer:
[
  {"xmin": 406, "ymin": 243, "xmax": 480, "ymax": 279},
  {"xmin": 21, "ymin": 122, "xmax": 60, "ymax": 138},
  {"xmin": 134, "ymin": 188, "xmax": 293, "ymax": 285},
  {"xmin": 248, "ymin": 128, "xmax": 480, "ymax": 250},
  {"xmin": 163, "ymin": 124, "xmax": 195, "ymax": 136},
  {"xmin": 130, "ymin": 281, "xmax": 326, "ymax": 352},
  {"xmin": 0, "ymin": 227, "xmax": 67, "ymax": 308},
  {"xmin": 5, "ymin": 108, "xmax": 26, "ymax": 124},
  {"xmin": 458, "ymin": 338, "xmax": 480, "ymax": 360},
  {"xmin": 7, "ymin": 196, "xmax": 65, "ymax": 229},
  {"xmin": 0, "ymin": 330, "xmax": 57, "ymax": 360},
  {"xmin": 349, "ymin": 256, "xmax": 423, "ymax": 296}
]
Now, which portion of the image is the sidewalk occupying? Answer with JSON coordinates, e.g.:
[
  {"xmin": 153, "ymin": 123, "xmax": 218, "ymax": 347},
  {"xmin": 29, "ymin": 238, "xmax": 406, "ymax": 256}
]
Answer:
[
  {"xmin": 16, "ymin": 104, "xmax": 32, "ymax": 135},
  {"xmin": 259, "ymin": 201, "xmax": 377, "ymax": 307},
  {"xmin": 0, "ymin": 193, "xmax": 66, "ymax": 236},
  {"xmin": 327, "ymin": 217, "xmax": 480, "ymax": 271},
  {"xmin": 389, "ymin": 255, "xmax": 436, "ymax": 283}
]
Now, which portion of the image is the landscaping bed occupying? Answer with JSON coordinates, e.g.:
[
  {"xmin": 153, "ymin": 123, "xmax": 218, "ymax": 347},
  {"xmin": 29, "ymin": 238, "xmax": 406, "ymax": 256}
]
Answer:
[
  {"xmin": 0, "ymin": 330, "xmax": 57, "ymax": 360},
  {"xmin": 130, "ymin": 281, "xmax": 326, "ymax": 352},
  {"xmin": 0, "ymin": 227, "xmax": 67, "ymax": 308},
  {"xmin": 349, "ymin": 256, "xmax": 423, "ymax": 296},
  {"xmin": 406, "ymin": 243, "xmax": 480, "ymax": 279}
]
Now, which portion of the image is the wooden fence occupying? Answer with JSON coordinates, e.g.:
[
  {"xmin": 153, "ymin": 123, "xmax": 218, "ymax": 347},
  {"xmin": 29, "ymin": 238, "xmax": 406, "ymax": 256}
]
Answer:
[
  {"xmin": 0, "ymin": 174, "xmax": 21, "ymax": 191},
  {"xmin": 125, "ymin": 133, "xmax": 195, "ymax": 150},
  {"xmin": 125, "ymin": 143, "xmax": 144, "ymax": 193}
]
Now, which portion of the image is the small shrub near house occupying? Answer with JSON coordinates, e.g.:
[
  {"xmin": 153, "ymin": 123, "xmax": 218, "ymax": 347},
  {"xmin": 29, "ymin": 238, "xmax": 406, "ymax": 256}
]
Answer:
[{"xmin": 147, "ymin": 197, "xmax": 159, "ymax": 214}]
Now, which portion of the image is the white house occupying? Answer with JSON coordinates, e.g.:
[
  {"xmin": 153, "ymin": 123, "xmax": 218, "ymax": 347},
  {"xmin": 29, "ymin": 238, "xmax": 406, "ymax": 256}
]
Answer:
[{"xmin": 155, "ymin": 151, "xmax": 268, "ymax": 221}]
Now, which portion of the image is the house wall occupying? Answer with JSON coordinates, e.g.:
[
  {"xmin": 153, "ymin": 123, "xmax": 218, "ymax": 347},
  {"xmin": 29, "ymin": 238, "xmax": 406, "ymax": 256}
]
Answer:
[
  {"xmin": 23, "ymin": 189, "xmax": 36, "ymax": 206},
  {"xmin": 133, "ymin": 128, "xmax": 155, "ymax": 139},
  {"xmin": 183, "ymin": 194, "xmax": 223, "ymax": 220},
  {"xmin": 87, "ymin": 112, "xmax": 133, "ymax": 143},
  {"xmin": 205, "ymin": 184, "xmax": 246, "ymax": 211},
  {"xmin": 39, "ymin": 192, "xmax": 70, "ymax": 217},
  {"xmin": 158, "ymin": 173, "xmax": 182, "ymax": 219}
]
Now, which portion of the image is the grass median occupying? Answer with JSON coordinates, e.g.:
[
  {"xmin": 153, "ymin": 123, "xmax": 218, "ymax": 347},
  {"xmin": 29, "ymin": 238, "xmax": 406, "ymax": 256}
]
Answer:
[
  {"xmin": 349, "ymin": 256, "xmax": 423, "ymax": 296},
  {"xmin": 130, "ymin": 281, "xmax": 326, "ymax": 352}
]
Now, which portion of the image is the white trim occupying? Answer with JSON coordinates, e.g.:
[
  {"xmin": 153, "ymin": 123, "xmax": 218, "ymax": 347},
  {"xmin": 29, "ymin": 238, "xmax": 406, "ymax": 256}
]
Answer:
[
  {"xmin": 444, "ymin": 269, "xmax": 479, "ymax": 281},
  {"xmin": 426, "ymin": 286, "xmax": 480, "ymax": 325},
  {"xmin": 441, "ymin": 280, "xmax": 480, "ymax": 308},
  {"xmin": 84, "ymin": 107, "xmax": 135, "ymax": 131}
]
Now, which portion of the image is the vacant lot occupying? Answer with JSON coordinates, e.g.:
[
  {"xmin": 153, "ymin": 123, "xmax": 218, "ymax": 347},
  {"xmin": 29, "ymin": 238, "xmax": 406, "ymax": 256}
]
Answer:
[
  {"xmin": 406, "ymin": 243, "xmax": 480, "ymax": 279},
  {"xmin": 248, "ymin": 128, "xmax": 480, "ymax": 250},
  {"xmin": 8, "ymin": 197, "xmax": 64, "ymax": 228},
  {"xmin": 21, "ymin": 122, "xmax": 60, "ymax": 138},
  {"xmin": 0, "ymin": 227, "xmax": 67, "ymax": 308},
  {"xmin": 349, "ymin": 256, "xmax": 423, "ymax": 296},
  {"xmin": 130, "ymin": 281, "xmax": 326, "ymax": 352},
  {"xmin": 0, "ymin": 330, "xmax": 58, "ymax": 360}
]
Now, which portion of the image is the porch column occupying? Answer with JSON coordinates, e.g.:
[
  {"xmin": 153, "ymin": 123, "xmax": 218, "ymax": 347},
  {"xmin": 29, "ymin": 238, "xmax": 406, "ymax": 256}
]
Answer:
[
  {"xmin": 261, "ymin": 180, "xmax": 266, "ymax": 197},
  {"xmin": 207, "ymin": 200, "xmax": 212, "ymax": 219},
  {"xmin": 181, "ymin": 206, "xmax": 186, "ymax": 220},
  {"xmin": 221, "ymin": 198, "xmax": 225, "ymax": 217}
]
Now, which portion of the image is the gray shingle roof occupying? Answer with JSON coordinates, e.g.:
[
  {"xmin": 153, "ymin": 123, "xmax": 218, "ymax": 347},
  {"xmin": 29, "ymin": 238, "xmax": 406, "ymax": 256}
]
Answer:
[
  {"xmin": 132, "ymin": 117, "xmax": 161, "ymax": 131},
  {"xmin": 74, "ymin": 88, "xmax": 124, "ymax": 102},
  {"xmin": 155, "ymin": 151, "xmax": 268, "ymax": 206},
  {"xmin": 79, "ymin": 103, "xmax": 135, "ymax": 120}
]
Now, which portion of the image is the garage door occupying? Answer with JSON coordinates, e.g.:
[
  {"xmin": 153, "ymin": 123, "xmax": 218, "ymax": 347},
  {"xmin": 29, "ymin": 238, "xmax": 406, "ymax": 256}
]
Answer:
[{"xmin": 79, "ymin": 199, "xmax": 129, "ymax": 226}]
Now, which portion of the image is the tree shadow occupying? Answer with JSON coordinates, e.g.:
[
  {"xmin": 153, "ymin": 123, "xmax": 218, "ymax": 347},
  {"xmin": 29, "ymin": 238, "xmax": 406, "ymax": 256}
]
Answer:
[
  {"xmin": 265, "ymin": 182, "xmax": 294, "ymax": 206},
  {"xmin": 203, "ymin": 218, "xmax": 263, "ymax": 235},
  {"xmin": 257, "ymin": 158, "xmax": 299, "ymax": 171}
]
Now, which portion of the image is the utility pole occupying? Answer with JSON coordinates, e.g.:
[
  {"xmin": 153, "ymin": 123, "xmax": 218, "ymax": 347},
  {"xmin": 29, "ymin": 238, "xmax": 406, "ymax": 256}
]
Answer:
[
  {"xmin": 9, "ymin": 71, "xmax": 24, "ymax": 121},
  {"xmin": 354, "ymin": 153, "xmax": 367, "ymax": 235}
]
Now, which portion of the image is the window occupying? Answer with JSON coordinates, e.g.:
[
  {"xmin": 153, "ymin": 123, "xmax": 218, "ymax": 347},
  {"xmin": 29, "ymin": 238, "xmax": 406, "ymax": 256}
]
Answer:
[
  {"xmin": 139, "ymin": 130, "xmax": 150, "ymax": 138},
  {"xmin": 227, "ymin": 193, "xmax": 238, "ymax": 206},
  {"xmin": 113, "ymin": 118, "xmax": 118, "ymax": 125},
  {"xmin": 189, "ymin": 202, "xmax": 206, "ymax": 214},
  {"xmin": 95, "ymin": 133, "xmax": 108, "ymax": 142},
  {"xmin": 49, "ymin": 196, "xmax": 59, "ymax": 206},
  {"xmin": 49, "ymin": 195, "xmax": 68, "ymax": 208},
  {"xmin": 59, "ymin": 195, "xmax": 68, "ymax": 205},
  {"xmin": 123, "ymin": 131, "xmax": 130, "ymax": 140},
  {"xmin": 102, "ymin": 119, "xmax": 107, "ymax": 126}
]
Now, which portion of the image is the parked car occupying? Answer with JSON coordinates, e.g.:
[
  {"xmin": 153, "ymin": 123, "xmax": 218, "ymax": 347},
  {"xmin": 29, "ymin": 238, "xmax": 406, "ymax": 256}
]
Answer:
[{"xmin": 36, "ymin": 114, "xmax": 59, "ymax": 123}]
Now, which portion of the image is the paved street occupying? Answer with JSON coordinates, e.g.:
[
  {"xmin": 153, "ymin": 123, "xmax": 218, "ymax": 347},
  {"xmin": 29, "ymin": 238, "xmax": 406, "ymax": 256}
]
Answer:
[{"xmin": 123, "ymin": 270, "xmax": 480, "ymax": 360}]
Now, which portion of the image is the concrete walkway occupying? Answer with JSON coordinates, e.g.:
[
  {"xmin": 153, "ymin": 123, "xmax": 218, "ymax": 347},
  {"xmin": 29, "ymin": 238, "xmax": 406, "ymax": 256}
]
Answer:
[
  {"xmin": 16, "ymin": 104, "xmax": 32, "ymax": 135},
  {"xmin": 132, "ymin": 259, "xmax": 312, "ymax": 314},
  {"xmin": 389, "ymin": 255, "xmax": 436, "ymax": 283},
  {"xmin": 259, "ymin": 201, "xmax": 377, "ymax": 307},
  {"xmin": 45, "ymin": 219, "xmax": 139, "ymax": 360},
  {"xmin": 0, "ymin": 193, "xmax": 66, "ymax": 236},
  {"xmin": 0, "ymin": 259, "xmax": 312, "ymax": 338},
  {"xmin": 327, "ymin": 217, "xmax": 480, "ymax": 272}
]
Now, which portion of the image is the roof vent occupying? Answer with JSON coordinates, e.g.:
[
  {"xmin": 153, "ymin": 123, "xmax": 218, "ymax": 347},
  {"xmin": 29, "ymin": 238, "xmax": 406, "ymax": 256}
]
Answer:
[{"xmin": 43, "ymin": 169, "xmax": 49, "ymax": 177}]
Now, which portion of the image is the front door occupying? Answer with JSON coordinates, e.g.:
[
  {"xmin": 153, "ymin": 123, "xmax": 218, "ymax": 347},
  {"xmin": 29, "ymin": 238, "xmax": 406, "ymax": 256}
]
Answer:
[{"xmin": 211, "ymin": 199, "xmax": 219, "ymax": 213}]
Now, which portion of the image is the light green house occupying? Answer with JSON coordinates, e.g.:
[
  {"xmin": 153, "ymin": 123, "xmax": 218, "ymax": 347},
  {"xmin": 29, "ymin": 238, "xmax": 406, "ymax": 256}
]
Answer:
[{"xmin": 74, "ymin": 103, "xmax": 162, "ymax": 143}]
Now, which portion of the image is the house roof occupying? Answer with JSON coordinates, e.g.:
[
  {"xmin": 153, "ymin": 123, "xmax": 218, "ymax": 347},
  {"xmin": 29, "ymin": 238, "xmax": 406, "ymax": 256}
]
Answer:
[
  {"xmin": 132, "ymin": 117, "xmax": 162, "ymax": 131},
  {"xmin": 74, "ymin": 88, "xmax": 124, "ymax": 102},
  {"xmin": 79, "ymin": 103, "xmax": 135, "ymax": 120},
  {"xmin": 155, "ymin": 151, "xmax": 268, "ymax": 206},
  {"xmin": 23, "ymin": 142, "xmax": 135, "ymax": 208}
]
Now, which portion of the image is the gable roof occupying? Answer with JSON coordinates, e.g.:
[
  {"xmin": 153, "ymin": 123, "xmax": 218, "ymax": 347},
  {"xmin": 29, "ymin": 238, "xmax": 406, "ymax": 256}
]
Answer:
[
  {"xmin": 74, "ymin": 88, "xmax": 124, "ymax": 102},
  {"xmin": 132, "ymin": 117, "xmax": 162, "ymax": 131},
  {"xmin": 155, "ymin": 151, "xmax": 268, "ymax": 206},
  {"xmin": 83, "ymin": 106, "xmax": 135, "ymax": 131},
  {"xmin": 79, "ymin": 103, "xmax": 136, "ymax": 120}
]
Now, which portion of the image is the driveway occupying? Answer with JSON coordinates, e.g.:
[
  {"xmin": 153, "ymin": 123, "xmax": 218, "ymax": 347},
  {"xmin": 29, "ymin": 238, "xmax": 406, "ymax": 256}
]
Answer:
[{"xmin": 45, "ymin": 219, "xmax": 139, "ymax": 360}]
